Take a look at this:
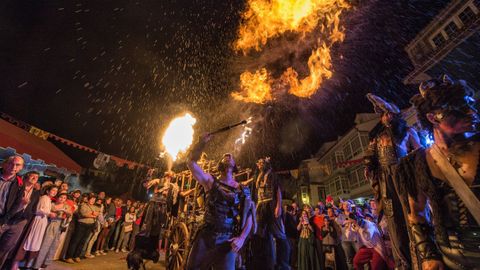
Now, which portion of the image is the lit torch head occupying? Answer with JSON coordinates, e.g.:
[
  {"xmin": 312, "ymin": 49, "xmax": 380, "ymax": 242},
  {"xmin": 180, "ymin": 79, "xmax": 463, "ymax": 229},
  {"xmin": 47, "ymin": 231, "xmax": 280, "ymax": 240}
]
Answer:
[{"xmin": 161, "ymin": 113, "xmax": 197, "ymax": 161}]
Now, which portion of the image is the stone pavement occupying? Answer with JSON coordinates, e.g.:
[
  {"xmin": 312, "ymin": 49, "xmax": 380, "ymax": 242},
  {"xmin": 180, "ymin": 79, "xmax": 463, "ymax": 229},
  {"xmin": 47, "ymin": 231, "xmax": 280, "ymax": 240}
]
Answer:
[{"xmin": 49, "ymin": 252, "xmax": 165, "ymax": 270}]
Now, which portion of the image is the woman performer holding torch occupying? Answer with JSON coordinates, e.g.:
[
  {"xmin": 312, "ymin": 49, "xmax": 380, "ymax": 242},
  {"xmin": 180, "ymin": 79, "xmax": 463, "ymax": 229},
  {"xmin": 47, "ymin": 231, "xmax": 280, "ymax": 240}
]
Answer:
[{"xmin": 186, "ymin": 133, "xmax": 256, "ymax": 270}]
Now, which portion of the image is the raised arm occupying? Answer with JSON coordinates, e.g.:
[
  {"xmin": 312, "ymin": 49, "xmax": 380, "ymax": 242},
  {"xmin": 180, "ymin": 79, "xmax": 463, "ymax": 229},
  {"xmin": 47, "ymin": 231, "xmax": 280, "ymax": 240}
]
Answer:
[{"xmin": 187, "ymin": 134, "xmax": 214, "ymax": 191}]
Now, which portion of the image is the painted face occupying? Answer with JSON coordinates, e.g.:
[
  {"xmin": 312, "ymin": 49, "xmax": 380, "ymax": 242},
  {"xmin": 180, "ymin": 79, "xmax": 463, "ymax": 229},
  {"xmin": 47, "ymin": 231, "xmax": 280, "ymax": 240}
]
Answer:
[
  {"xmin": 3, "ymin": 156, "xmax": 24, "ymax": 176},
  {"xmin": 433, "ymin": 104, "xmax": 478, "ymax": 136}
]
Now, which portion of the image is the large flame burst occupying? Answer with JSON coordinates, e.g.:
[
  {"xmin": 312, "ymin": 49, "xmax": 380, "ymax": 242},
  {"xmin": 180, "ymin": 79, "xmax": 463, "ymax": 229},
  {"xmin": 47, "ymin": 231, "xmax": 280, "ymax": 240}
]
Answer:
[
  {"xmin": 232, "ymin": 0, "xmax": 350, "ymax": 103},
  {"xmin": 161, "ymin": 113, "xmax": 197, "ymax": 161}
]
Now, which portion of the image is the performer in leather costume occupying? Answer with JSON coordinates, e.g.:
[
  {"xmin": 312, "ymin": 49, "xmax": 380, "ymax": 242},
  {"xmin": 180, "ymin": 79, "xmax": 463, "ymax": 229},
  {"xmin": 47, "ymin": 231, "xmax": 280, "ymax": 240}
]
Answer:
[
  {"xmin": 186, "ymin": 134, "xmax": 255, "ymax": 270},
  {"xmin": 364, "ymin": 93, "xmax": 421, "ymax": 269},
  {"xmin": 396, "ymin": 75, "xmax": 480, "ymax": 270},
  {"xmin": 141, "ymin": 171, "xmax": 176, "ymax": 238},
  {"xmin": 251, "ymin": 157, "xmax": 291, "ymax": 270}
]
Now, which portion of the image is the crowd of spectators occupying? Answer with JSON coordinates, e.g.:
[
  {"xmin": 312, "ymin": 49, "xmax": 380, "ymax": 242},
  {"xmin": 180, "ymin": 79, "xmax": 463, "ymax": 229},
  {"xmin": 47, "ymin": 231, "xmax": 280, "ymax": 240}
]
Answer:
[
  {"xmin": 0, "ymin": 154, "xmax": 400, "ymax": 270},
  {"xmin": 0, "ymin": 155, "xmax": 146, "ymax": 270},
  {"xmin": 284, "ymin": 196, "xmax": 395, "ymax": 270}
]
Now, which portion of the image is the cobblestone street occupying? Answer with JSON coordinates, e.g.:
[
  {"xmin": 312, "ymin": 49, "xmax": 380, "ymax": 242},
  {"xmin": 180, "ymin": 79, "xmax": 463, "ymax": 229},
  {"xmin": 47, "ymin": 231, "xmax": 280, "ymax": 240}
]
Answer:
[{"xmin": 49, "ymin": 253, "xmax": 165, "ymax": 270}]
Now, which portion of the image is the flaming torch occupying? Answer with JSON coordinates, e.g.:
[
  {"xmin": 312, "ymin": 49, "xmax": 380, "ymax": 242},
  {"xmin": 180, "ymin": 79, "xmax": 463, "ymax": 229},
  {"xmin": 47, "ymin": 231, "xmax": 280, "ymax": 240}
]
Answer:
[
  {"xmin": 208, "ymin": 117, "xmax": 253, "ymax": 136},
  {"xmin": 161, "ymin": 113, "xmax": 197, "ymax": 163}
]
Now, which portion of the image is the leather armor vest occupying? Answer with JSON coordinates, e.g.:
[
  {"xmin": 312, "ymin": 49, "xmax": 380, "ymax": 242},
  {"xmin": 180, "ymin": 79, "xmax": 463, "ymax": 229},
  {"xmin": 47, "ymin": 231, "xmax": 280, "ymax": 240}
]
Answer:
[
  {"xmin": 203, "ymin": 180, "xmax": 242, "ymax": 233},
  {"xmin": 257, "ymin": 173, "xmax": 274, "ymax": 202}
]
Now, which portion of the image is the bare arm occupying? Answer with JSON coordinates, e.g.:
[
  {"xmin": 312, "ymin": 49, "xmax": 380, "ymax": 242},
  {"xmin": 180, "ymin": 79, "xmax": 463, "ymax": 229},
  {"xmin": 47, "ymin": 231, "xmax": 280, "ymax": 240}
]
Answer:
[
  {"xmin": 239, "ymin": 215, "xmax": 253, "ymax": 240},
  {"xmin": 229, "ymin": 214, "xmax": 253, "ymax": 253},
  {"xmin": 407, "ymin": 192, "xmax": 444, "ymax": 270},
  {"xmin": 187, "ymin": 135, "xmax": 214, "ymax": 191},
  {"xmin": 241, "ymin": 177, "xmax": 255, "ymax": 186}
]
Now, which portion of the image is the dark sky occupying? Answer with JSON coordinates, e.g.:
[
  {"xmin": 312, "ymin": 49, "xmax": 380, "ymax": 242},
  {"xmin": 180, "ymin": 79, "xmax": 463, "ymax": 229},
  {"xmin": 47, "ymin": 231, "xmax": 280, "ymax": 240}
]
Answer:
[{"xmin": 0, "ymin": 0, "xmax": 449, "ymax": 170}]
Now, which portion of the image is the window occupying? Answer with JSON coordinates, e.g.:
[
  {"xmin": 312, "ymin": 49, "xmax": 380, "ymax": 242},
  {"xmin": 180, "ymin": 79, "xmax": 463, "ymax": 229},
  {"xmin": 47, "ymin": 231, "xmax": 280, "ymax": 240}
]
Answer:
[
  {"xmin": 343, "ymin": 142, "xmax": 353, "ymax": 160},
  {"xmin": 348, "ymin": 165, "xmax": 368, "ymax": 190},
  {"xmin": 349, "ymin": 169, "xmax": 360, "ymax": 189},
  {"xmin": 351, "ymin": 136, "xmax": 362, "ymax": 157},
  {"xmin": 444, "ymin": 21, "xmax": 458, "ymax": 37},
  {"xmin": 335, "ymin": 151, "xmax": 344, "ymax": 163},
  {"xmin": 360, "ymin": 134, "xmax": 369, "ymax": 150},
  {"xmin": 459, "ymin": 6, "xmax": 476, "ymax": 25},
  {"xmin": 432, "ymin": 33, "xmax": 446, "ymax": 48}
]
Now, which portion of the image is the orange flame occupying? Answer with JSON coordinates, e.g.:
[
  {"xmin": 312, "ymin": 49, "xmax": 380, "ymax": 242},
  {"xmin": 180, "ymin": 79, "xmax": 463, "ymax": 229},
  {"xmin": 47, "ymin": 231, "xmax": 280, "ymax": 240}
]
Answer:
[
  {"xmin": 231, "ymin": 68, "xmax": 273, "ymax": 104},
  {"xmin": 282, "ymin": 44, "xmax": 332, "ymax": 98},
  {"xmin": 233, "ymin": 0, "xmax": 350, "ymax": 103}
]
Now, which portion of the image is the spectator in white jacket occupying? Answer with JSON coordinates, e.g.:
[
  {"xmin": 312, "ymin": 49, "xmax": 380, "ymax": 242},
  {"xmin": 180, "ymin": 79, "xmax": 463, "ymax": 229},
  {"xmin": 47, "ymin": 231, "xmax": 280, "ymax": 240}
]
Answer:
[
  {"xmin": 115, "ymin": 206, "xmax": 136, "ymax": 253},
  {"xmin": 347, "ymin": 214, "xmax": 388, "ymax": 270}
]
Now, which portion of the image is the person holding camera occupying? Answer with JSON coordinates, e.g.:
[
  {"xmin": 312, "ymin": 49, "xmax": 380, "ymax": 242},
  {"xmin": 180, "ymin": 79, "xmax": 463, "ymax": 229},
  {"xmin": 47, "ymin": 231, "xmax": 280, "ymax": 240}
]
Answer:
[
  {"xmin": 297, "ymin": 209, "xmax": 320, "ymax": 270},
  {"xmin": 336, "ymin": 201, "xmax": 359, "ymax": 270},
  {"xmin": 347, "ymin": 214, "xmax": 388, "ymax": 270},
  {"xmin": 322, "ymin": 207, "xmax": 348, "ymax": 270}
]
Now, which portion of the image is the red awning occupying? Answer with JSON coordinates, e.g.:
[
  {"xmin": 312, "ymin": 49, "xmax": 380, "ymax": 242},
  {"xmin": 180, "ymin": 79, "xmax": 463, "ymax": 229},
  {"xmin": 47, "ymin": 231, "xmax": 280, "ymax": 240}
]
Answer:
[{"xmin": 0, "ymin": 119, "xmax": 81, "ymax": 172}]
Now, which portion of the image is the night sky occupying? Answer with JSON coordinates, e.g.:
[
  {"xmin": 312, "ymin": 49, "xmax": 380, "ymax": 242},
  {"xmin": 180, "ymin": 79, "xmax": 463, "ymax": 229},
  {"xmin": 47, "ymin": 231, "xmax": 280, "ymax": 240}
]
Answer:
[{"xmin": 0, "ymin": 0, "xmax": 449, "ymax": 170}]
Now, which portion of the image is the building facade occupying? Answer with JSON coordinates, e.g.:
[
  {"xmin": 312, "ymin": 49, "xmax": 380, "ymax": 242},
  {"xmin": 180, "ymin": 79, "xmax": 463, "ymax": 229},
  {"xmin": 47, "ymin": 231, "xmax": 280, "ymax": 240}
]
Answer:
[
  {"xmin": 404, "ymin": 0, "xmax": 480, "ymax": 90},
  {"xmin": 299, "ymin": 113, "xmax": 379, "ymax": 204}
]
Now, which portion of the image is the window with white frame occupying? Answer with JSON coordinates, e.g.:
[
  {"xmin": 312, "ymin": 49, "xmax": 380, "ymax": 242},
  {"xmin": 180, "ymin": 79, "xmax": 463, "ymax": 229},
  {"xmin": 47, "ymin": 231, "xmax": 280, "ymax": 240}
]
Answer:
[
  {"xmin": 335, "ymin": 151, "xmax": 344, "ymax": 163},
  {"xmin": 343, "ymin": 141, "xmax": 353, "ymax": 160},
  {"xmin": 351, "ymin": 135, "xmax": 362, "ymax": 157}
]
